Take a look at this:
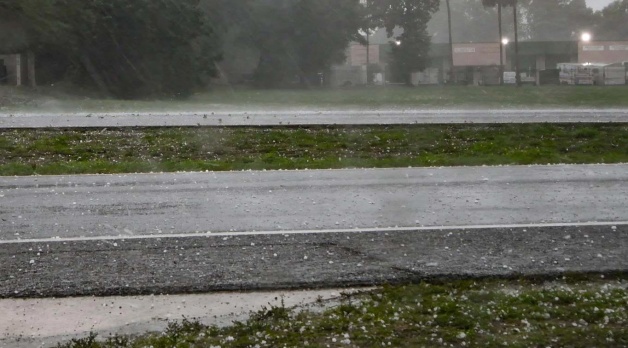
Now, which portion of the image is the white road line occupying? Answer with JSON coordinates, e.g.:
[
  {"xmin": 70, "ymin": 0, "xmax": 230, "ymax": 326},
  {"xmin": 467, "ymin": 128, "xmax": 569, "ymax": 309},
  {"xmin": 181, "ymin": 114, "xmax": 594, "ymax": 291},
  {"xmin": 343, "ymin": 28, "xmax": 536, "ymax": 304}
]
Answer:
[{"xmin": 2, "ymin": 221, "xmax": 626, "ymax": 245}]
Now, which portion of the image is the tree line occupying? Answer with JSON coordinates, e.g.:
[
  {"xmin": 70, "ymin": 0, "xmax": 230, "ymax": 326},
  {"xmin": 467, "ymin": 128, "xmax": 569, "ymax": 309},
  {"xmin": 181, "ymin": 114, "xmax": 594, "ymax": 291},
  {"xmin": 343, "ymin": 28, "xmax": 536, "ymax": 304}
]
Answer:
[
  {"xmin": 1, "ymin": 0, "xmax": 627, "ymax": 99},
  {"xmin": 3, "ymin": 0, "xmax": 412, "ymax": 98},
  {"xmin": 431, "ymin": 0, "xmax": 627, "ymax": 43}
]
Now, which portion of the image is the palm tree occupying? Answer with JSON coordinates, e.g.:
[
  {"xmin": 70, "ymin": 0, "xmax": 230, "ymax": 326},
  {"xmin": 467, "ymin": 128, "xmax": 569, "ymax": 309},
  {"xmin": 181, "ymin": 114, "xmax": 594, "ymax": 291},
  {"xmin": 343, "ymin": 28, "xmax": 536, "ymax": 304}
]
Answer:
[{"xmin": 482, "ymin": 0, "xmax": 520, "ymax": 86}]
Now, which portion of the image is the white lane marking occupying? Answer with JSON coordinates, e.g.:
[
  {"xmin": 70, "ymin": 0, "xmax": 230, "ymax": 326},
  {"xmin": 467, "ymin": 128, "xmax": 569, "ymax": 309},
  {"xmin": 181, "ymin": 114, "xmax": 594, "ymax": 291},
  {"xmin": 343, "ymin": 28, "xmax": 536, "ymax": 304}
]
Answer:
[{"xmin": 1, "ymin": 221, "xmax": 627, "ymax": 245}]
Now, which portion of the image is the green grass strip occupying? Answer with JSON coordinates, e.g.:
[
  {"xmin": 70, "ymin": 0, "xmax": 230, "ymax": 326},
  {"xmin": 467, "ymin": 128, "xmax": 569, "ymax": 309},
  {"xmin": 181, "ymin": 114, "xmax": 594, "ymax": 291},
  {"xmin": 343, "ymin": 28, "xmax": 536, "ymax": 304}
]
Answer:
[
  {"xmin": 1, "ymin": 124, "xmax": 627, "ymax": 176},
  {"xmin": 198, "ymin": 86, "xmax": 628, "ymax": 108}
]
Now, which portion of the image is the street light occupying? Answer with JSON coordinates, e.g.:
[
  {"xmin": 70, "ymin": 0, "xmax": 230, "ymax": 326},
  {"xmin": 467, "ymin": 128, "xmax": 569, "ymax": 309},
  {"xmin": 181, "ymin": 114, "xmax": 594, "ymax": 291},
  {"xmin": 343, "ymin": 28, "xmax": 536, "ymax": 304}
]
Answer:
[
  {"xmin": 395, "ymin": 40, "xmax": 402, "ymax": 46},
  {"xmin": 500, "ymin": 38, "xmax": 509, "ymax": 85},
  {"xmin": 581, "ymin": 32, "xmax": 592, "ymax": 42}
]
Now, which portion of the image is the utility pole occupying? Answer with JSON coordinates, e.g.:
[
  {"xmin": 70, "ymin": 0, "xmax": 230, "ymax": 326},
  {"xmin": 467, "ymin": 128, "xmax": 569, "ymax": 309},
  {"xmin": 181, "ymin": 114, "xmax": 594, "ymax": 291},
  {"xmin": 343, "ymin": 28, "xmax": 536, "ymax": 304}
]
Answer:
[
  {"xmin": 362, "ymin": 0, "xmax": 371, "ymax": 85},
  {"xmin": 513, "ymin": 0, "xmax": 521, "ymax": 86},
  {"xmin": 446, "ymin": 0, "xmax": 454, "ymax": 84},
  {"xmin": 366, "ymin": 29, "xmax": 371, "ymax": 85},
  {"xmin": 498, "ymin": 3, "xmax": 504, "ymax": 85}
]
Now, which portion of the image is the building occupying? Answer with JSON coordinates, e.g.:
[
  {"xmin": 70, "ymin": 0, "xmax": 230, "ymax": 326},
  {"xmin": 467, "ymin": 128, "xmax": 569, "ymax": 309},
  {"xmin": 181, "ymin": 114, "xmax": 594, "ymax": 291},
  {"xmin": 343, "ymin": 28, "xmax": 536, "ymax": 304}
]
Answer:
[
  {"xmin": 341, "ymin": 32, "xmax": 628, "ymax": 86},
  {"xmin": 440, "ymin": 42, "xmax": 502, "ymax": 85},
  {"xmin": 338, "ymin": 27, "xmax": 508, "ymax": 86},
  {"xmin": 579, "ymin": 41, "xmax": 628, "ymax": 65},
  {"xmin": 340, "ymin": 39, "xmax": 506, "ymax": 86},
  {"xmin": 330, "ymin": 28, "xmax": 399, "ymax": 86}
]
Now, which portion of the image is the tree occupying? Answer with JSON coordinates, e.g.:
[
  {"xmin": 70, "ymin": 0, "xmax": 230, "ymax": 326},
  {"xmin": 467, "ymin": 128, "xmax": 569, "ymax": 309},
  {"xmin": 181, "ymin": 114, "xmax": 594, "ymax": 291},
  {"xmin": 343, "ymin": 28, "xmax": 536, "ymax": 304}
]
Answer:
[
  {"xmin": 481, "ymin": 0, "xmax": 510, "ymax": 84},
  {"xmin": 0, "ymin": 1, "xmax": 32, "ymax": 53},
  {"xmin": 445, "ymin": 0, "xmax": 454, "ymax": 83},
  {"xmin": 241, "ymin": 0, "xmax": 364, "ymax": 88},
  {"xmin": 428, "ymin": 0, "xmax": 516, "ymax": 43},
  {"xmin": 482, "ymin": 0, "xmax": 520, "ymax": 85},
  {"xmin": 360, "ymin": 0, "xmax": 382, "ymax": 84},
  {"xmin": 523, "ymin": 0, "xmax": 596, "ymax": 41},
  {"xmin": 14, "ymin": 0, "xmax": 223, "ymax": 99},
  {"xmin": 370, "ymin": 0, "xmax": 440, "ymax": 85},
  {"xmin": 595, "ymin": 0, "xmax": 628, "ymax": 41},
  {"xmin": 199, "ymin": 0, "xmax": 254, "ymax": 34}
]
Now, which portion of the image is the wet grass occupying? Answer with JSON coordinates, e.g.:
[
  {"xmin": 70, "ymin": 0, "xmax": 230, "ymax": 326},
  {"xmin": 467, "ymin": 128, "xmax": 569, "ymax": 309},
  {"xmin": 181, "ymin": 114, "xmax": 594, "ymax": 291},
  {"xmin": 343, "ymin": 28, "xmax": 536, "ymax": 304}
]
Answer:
[
  {"xmin": 3, "ymin": 85, "xmax": 628, "ymax": 112},
  {"xmin": 197, "ymin": 85, "xmax": 628, "ymax": 109},
  {"xmin": 55, "ymin": 275, "xmax": 628, "ymax": 348},
  {"xmin": 1, "ymin": 124, "xmax": 627, "ymax": 176}
]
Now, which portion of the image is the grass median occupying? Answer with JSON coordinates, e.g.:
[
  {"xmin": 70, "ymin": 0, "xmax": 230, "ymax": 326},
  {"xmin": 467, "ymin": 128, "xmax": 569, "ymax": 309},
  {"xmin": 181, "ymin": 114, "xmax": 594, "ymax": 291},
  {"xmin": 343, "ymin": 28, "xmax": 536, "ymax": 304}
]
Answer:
[
  {"xmin": 198, "ymin": 85, "xmax": 628, "ymax": 109},
  {"xmin": 56, "ymin": 274, "xmax": 628, "ymax": 348},
  {"xmin": 1, "ymin": 124, "xmax": 627, "ymax": 176}
]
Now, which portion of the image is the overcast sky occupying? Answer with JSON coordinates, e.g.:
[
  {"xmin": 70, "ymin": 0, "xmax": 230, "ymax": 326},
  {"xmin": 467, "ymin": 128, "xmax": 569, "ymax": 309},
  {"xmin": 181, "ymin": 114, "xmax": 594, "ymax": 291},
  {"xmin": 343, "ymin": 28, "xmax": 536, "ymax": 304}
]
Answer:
[{"xmin": 586, "ymin": 0, "xmax": 615, "ymax": 10}]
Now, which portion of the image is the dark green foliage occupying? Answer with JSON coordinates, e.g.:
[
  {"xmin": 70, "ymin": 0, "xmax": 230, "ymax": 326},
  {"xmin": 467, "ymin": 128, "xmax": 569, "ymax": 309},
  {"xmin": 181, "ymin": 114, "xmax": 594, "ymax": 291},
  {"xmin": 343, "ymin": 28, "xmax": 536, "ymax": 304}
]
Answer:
[
  {"xmin": 0, "ymin": 0, "xmax": 45, "ymax": 53},
  {"xmin": 15, "ymin": 0, "xmax": 222, "ymax": 99},
  {"xmin": 241, "ymin": 0, "xmax": 364, "ymax": 88},
  {"xmin": 4, "ymin": 0, "xmax": 627, "ymax": 97},
  {"xmin": 431, "ymin": 0, "xmax": 603, "ymax": 43},
  {"xmin": 388, "ymin": 29, "xmax": 433, "ymax": 84},
  {"xmin": 522, "ymin": 0, "xmax": 595, "ymax": 41},
  {"xmin": 429, "ymin": 0, "xmax": 514, "ymax": 44},
  {"xmin": 478, "ymin": 0, "xmax": 601, "ymax": 42},
  {"xmin": 370, "ymin": 0, "xmax": 441, "ymax": 84},
  {"xmin": 595, "ymin": 0, "xmax": 628, "ymax": 41}
]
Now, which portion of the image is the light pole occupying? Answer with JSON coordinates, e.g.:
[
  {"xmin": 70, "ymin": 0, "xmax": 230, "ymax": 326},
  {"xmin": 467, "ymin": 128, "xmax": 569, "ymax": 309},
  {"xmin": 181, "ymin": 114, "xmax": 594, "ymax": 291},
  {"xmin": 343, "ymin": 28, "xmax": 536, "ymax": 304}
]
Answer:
[
  {"xmin": 513, "ymin": 0, "xmax": 521, "ymax": 87},
  {"xmin": 446, "ymin": 0, "xmax": 454, "ymax": 84},
  {"xmin": 501, "ymin": 38, "xmax": 509, "ymax": 83},
  {"xmin": 498, "ymin": 3, "xmax": 504, "ymax": 85},
  {"xmin": 362, "ymin": 0, "xmax": 373, "ymax": 85},
  {"xmin": 366, "ymin": 30, "xmax": 371, "ymax": 85}
]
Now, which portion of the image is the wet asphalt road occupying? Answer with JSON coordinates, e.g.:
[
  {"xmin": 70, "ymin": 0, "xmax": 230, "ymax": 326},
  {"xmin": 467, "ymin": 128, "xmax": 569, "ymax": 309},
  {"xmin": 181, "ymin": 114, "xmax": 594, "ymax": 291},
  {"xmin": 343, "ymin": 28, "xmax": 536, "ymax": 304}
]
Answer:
[
  {"xmin": 1, "ymin": 109, "xmax": 628, "ymax": 128},
  {"xmin": 1, "ymin": 165, "xmax": 628, "ymax": 241},
  {"xmin": 1, "ymin": 164, "xmax": 627, "ymax": 298},
  {"xmin": 2, "ymin": 225, "xmax": 627, "ymax": 298}
]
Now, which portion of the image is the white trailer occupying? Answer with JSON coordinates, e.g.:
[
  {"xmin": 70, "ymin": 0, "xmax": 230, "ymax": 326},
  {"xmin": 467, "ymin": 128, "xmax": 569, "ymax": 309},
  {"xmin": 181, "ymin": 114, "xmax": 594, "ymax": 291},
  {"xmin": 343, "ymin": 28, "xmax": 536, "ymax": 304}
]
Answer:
[
  {"xmin": 602, "ymin": 66, "xmax": 626, "ymax": 85},
  {"xmin": 589, "ymin": 63, "xmax": 627, "ymax": 85},
  {"xmin": 558, "ymin": 63, "xmax": 602, "ymax": 85}
]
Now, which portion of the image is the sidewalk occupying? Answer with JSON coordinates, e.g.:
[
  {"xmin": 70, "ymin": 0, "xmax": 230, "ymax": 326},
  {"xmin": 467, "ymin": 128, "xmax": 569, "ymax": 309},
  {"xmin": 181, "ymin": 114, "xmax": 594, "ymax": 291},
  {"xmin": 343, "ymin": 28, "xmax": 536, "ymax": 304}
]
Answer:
[{"xmin": 1, "ymin": 288, "xmax": 367, "ymax": 348}]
